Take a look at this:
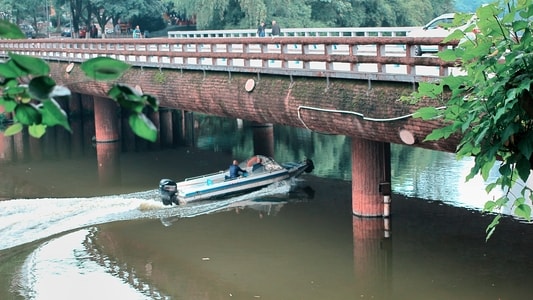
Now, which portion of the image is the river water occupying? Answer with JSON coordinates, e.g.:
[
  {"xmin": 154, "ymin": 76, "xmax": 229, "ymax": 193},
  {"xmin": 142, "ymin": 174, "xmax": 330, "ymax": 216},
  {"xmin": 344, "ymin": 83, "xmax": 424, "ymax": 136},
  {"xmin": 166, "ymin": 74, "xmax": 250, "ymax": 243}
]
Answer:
[{"xmin": 1, "ymin": 113, "xmax": 532, "ymax": 299}]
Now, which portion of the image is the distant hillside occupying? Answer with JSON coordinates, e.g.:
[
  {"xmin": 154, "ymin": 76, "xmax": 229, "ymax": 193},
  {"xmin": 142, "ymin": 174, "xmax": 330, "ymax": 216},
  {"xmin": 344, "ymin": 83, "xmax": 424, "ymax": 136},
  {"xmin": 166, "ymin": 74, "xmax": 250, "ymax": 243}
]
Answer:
[{"xmin": 455, "ymin": 0, "xmax": 492, "ymax": 12}]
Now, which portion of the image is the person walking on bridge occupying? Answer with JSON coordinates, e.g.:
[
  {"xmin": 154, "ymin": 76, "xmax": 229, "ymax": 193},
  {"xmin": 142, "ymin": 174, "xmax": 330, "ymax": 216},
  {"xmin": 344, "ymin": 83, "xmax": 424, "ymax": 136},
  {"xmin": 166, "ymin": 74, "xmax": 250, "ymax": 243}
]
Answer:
[
  {"xmin": 257, "ymin": 21, "xmax": 266, "ymax": 37},
  {"xmin": 133, "ymin": 25, "xmax": 142, "ymax": 38},
  {"xmin": 271, "ymin": 20, "xmax": 281, "ymax": 37}
]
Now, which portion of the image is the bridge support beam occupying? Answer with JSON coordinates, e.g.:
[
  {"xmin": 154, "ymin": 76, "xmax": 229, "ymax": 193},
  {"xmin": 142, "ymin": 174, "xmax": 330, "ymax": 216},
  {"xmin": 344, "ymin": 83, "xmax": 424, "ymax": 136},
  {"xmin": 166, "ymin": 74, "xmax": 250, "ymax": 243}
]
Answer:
[{"xmin": 351, "ymin": 138, "xmax": 391, "ymax": 217}]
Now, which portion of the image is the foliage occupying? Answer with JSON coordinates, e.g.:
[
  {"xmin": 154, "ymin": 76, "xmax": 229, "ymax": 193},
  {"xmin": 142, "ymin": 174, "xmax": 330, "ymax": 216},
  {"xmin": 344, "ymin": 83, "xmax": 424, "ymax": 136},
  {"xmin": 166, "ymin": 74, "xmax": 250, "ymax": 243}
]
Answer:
[
  {"xmin": 170, "ymin": 0, "xmax": 455, "ymax": 29},
  {"xmin": 0, "ymin": 20, "xmax": 159, "ymax": 141},
  {"xmin": 129, "ymin": 13, "xmax": 166, "ymax": 33},
  {"xmin": 0, "ymin": 0, "xmax": 466, "ymax": 31},
  {"xmin": 455, "ymin": 0, "xmax": 493, "ymax": 13},
  {"xmin": 405, "ymin": 0, "xmax": 533, "ymax": 239}
]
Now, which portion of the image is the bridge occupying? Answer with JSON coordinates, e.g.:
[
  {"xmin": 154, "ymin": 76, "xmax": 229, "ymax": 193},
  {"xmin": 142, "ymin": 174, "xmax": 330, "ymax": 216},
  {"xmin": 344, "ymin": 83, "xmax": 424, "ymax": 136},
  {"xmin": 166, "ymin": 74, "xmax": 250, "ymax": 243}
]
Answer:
[{"xmin": 0, "ymin": 27, "xmax": 463, "ymax": 217}]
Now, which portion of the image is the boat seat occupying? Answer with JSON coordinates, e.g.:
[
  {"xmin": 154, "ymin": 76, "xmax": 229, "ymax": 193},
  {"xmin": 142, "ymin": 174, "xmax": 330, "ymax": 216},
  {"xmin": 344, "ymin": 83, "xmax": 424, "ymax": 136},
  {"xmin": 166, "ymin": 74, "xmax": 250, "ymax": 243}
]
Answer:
[{"xmin": 252, "ymin": 164, "xmax": 264, "ymax": 172}]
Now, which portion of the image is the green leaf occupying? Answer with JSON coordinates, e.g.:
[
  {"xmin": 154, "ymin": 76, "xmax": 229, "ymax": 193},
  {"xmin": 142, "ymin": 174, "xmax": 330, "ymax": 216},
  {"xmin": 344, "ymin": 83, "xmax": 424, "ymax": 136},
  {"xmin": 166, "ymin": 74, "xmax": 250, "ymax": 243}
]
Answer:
[
  {"xmin": 413, "ymin": 107, "xmax": 441, "ymax": 120},
  {"xmin": 485, "ymin": 215, "xmax": 501, "ymax": 241},
  {"xmin": 441, "ymin": 75, "xmax": 467, "ymax": 90},
  {"xmin": 144, "ymin": 94, "xmax": 159, "ymax": 110},
  {"xmin": 81, "ymin": 57, "xmax": 130, "ymax": 81},
  {"xmin": 3, "ymin": 123, "xmax": 23, "ymax": 136},
  {"xmin": 29, "ymin": 76, "xmax": 56, "ymax": 101},
  {"xmin": 28, "ymin": 124, "xmax": 46, "ymax": 138},
  {"xmin": 483, "ymin": 200, "xmax": 497, "ymax": 212},
  {"xmin": 480, "ymin": 157, "xmax": 496, "ymax": 181},
  {"xmin": 514, "ymin": 204, "xmax": 531, "ymax": 221},
  {"xmin": 14, "ymin": 103, "xmax": 41, "ymax": 125},
  {"xmin": 515, "ymin": 155, "xmax": 531, "ymax": 183},
  {"xmin": 417, "ymin": 82, "xmax": 443, "ymax": 98},
  {"xmin": 41, "ymin": 99, "xmax": 71, "ymax": 131},
  {"xmin": 0, "ymin": 97, "xmax": 17, "ymax": 112},
  {"xmin": 485, "ymin": 182, "xmax": 497, "ymax": 193},
  {"xmin": 0, "ymin": 63, "xmax": 21, "ymax": 79},
  {"xmin": 0, "ymin": 20, "xmax": 26, "ymax": 39},
  {"xmin": 437, "ymin": 49, "xmax": 459, "ymax": 62},
  {"xmin": 129, "ymin": 113, "xmax": 157, "ymax": 142},
  {"xmin": 424, "ymin": 126, "xmax": 456, "ymax": 141},
  {"xmin": 517, "ymin": 131, "xmax": 533, "ymax": 162},
  {"xmin": 9, "ymin": 53, "xmax": 50, "ymax": 76}
]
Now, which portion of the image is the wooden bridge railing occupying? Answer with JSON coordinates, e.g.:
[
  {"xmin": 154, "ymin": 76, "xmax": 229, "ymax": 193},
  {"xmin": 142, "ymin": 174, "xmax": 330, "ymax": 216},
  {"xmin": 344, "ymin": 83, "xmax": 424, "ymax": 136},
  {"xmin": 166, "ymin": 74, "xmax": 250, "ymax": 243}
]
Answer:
[{"xmin": 0, "ymin": 36, "xmax": 459, "ymax": 83}]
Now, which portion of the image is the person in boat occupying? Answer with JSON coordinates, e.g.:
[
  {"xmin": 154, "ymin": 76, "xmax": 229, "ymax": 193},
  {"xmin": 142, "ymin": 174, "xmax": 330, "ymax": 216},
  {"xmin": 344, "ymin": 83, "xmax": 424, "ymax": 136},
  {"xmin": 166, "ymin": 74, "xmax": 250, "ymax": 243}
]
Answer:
[{"xmin": 229, "ymin": 160, "xmax": 246, "ymax": 179}]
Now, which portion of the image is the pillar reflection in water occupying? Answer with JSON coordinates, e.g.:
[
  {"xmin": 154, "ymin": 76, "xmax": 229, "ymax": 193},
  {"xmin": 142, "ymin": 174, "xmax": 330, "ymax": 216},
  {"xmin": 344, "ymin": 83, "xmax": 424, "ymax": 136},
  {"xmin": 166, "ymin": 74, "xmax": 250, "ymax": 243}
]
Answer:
[
  {"xmin": 121, "ymin": 111, "xmax": 136, "ymax": 152},
  {"xmin": 252, "ymin": 122, "xmax": 274, "ymax": 157},
  {"xmin": 95, "ymin": 142, "xmax": 121, "ymax": 185},
  {"xmin": 93, "ymin": 96, "xmax": 121, "ymax": 186},
  {"xmin": 68, "ymin": 93, "xmax": 85, "ymax": 157},
  {"xmin": 353, "ymin": 216, "xmax": 392, "ymax": 298},
  {"xmin": 0, "ymin": 134, "xmax": 14, "ymax": 162},
  {"xmin": 148, "ymin": 110, "xmax": 160, "ymax": 151}
]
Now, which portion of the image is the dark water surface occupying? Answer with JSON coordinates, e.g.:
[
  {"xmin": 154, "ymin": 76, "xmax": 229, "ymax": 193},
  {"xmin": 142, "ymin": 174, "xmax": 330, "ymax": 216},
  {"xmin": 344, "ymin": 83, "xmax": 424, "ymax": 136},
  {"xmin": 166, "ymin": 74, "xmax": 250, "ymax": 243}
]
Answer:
[{"xmin": 1, "ymin": 115, "xmax": 532, "ymax": 299}]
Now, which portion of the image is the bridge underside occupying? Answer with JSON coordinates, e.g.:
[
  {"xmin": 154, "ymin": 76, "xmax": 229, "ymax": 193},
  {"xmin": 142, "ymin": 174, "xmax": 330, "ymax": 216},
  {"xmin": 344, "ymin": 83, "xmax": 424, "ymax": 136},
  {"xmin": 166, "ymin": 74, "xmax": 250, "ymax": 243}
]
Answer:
[{"xmin": 51, "ymin": 62, "xmax": 458, "ymax": 153}]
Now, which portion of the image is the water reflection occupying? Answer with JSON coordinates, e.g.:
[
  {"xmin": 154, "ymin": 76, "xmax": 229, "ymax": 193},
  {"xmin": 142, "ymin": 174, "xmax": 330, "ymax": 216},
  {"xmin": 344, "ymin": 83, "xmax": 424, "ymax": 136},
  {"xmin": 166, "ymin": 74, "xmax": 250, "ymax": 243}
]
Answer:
[{"xmin": 17, "ymin": 229, "xmax": 167, "ymax": 300}]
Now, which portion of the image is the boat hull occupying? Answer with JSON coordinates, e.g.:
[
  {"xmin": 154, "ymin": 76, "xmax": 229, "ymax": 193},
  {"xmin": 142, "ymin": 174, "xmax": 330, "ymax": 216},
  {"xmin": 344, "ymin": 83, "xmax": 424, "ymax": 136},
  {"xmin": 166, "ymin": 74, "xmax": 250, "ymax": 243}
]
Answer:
[{"xmin": 159, "ymin": 156, "xmax": 313, "ymax": 205}]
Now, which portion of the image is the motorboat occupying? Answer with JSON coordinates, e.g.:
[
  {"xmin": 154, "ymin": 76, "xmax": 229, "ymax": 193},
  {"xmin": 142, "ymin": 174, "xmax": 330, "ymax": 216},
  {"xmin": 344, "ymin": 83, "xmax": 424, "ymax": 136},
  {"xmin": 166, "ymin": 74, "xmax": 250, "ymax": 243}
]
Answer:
[{"xmin": 158, "ymin": 155, "xmax": 314, "ymax": 205}]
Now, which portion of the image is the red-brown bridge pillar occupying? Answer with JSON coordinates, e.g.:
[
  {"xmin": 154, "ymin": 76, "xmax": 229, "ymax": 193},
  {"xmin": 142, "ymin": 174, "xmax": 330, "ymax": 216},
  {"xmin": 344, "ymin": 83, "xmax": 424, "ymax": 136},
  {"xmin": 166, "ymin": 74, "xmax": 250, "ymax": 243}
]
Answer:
[
  {"xmin": 93, "ymin": 96, "xmax": 121, "ymax": 185},
  {"xmin": 94, "ymin": 97, "xmax": 119, "ymax": 143},
  {"xmin": 159, "ymin": 108, "xmax": 174, "ymax": 147},
  {"xmin": 351, "ymin": 138, "xmax": 391, "ymax": 217}
]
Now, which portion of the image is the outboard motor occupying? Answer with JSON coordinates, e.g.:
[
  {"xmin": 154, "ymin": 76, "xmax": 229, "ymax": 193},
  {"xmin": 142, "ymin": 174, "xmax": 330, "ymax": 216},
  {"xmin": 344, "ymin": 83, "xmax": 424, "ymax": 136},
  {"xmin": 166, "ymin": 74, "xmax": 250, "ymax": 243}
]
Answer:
[
  {"xmin": 159, "ymin": 179, "xmax": 178, "ymax": 205},
  {"xmin": 304, "ymin": 158, "xmax": 315, "ymax": 173}
]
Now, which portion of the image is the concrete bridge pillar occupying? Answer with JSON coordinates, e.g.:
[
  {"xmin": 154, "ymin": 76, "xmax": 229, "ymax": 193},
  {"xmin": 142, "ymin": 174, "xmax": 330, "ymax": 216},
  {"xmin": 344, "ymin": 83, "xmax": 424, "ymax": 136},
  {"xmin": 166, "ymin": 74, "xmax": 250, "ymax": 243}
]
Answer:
[
  {"xmin": 351, "ymin": 138, "xmax": 391, "ymax": 217},
  {"xmin": 93, "ymin": 96, "xmax": 121, "ymax": 185},
  {"xmin": 252, "ymin": 122, "xmax": 275, "ymax": 157}
]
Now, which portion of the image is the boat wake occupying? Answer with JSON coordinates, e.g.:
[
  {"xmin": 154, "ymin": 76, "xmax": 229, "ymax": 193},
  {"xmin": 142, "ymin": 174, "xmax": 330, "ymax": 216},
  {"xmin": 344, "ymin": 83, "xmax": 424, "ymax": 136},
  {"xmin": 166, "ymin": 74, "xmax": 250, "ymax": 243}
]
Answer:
[{"xmin": 0, "ymin": 179, "xmax": 295, "ymax": 251}]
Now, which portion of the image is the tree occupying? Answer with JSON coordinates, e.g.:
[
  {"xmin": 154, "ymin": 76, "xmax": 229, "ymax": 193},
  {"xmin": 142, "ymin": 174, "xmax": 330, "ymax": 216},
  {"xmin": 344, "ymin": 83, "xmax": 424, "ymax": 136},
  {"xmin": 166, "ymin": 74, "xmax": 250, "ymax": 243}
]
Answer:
[
  {"xmin": 405, "ymin": 0, "xmax": 533, "ymax": 239},
  {"xmin": 0, "ymin": 21, "xmax": 159, "ymax": 141}
]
